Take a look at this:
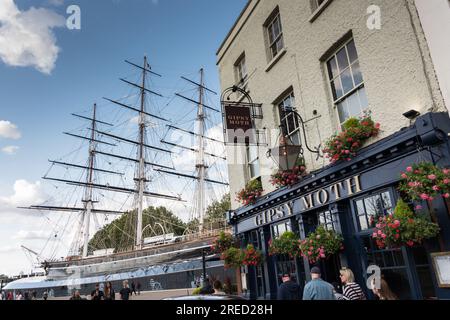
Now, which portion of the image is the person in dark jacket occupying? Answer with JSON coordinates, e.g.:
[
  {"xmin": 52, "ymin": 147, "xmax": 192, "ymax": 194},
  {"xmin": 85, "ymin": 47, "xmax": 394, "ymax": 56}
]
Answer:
[{"xmin": 277, "ymin": 274, "xmax": 301, "ymax": 300}]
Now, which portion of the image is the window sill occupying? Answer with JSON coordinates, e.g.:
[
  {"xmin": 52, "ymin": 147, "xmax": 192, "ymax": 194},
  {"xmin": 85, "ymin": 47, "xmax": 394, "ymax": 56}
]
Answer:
[
  {"xmin": 264, "ymin": 48, "xmax": 287, "ymax": 73},
  {"xmin": 309, "ymin": 0, "xmax": 333, "ymax": 23}
]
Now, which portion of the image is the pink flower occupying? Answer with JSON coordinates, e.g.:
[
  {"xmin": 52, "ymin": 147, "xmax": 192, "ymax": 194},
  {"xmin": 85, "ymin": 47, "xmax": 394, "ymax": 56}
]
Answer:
[
  {"xmin": 378, "ymin": 230, "xmax": 382, "ymax": 235},
  {"xmin": 444, "ymin": 193, "xmax": 450, "ymax": 199},
  {"xmin": 428, "ymin": 174, "xmax": 437, "ymax": 180},
  {"xmin": 394, "ymin": 220, "xmax": 400, "ymax": 227},
  {"xmin": 415, "ymin": 205, "xmax": 423, "ymax": 210},
  {"xmin": 406, "ymin": 240, "xmax": 414, "ymax": 247},
  {"xmin": 381, "ymin": 234, "xmax": 387, "ymax": 239},
  {"xmin": 420, "ymin": 193, "xmax": 429, "ymax": 200},
  {"xmin": 401, "ymin": 173, "xmax": 408, "ymax": 179},
  {"xmin": 406, "ymin": 166, "xmax": 413, "ymax": 172},
  {"xmin": 432, "ymin": 185, "xmax": 440, "ymax": 191},
  {"xmin": 443, "ymin": 169, "xmax": 450, "ymax": 175},
  {"xmin": 320, "ymin": 254, "xmax": 326, "ymax": 258},
  {"xmin": 372, "ymin": 232, "xmax": 378, "ymax": 238}
]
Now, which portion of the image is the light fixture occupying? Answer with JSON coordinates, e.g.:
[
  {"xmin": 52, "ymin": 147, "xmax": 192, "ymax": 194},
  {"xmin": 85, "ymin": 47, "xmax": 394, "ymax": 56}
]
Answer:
[
  {"xmin": 268, "ymin": 134, "xmax": 303, "ymax": 171},
  {"xmin": 403, "ymin": 109, "xmax": 421, "ymax": 120}
]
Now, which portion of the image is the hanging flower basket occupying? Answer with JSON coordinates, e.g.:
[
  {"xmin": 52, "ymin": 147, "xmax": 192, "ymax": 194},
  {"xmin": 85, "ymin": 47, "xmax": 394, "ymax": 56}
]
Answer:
[
  {"xmin": 242, "ymin": 244, "xmax": 264, "ymax": 267},
  {"xmin": 211, "ymin": 231, "xmax": 237, "ymax": 254},
  {"xmin": 221, "ymin": 247, "xmax": 245, "ymax": 269},
  {"xmin": 398, "ymin": 162, "xmax": 450, "ymax": 202},
  {"xmin": 323, "ymin": 112, "xmax": 380, "ymax": 163},
  {"xmin": 299, "ymin": 225, "xmax": 344, "ymax": 264},
  {"xmin": 372, "ymin": 199, "xmax": 440, "ymax": 249},
  {"xmin": 270, "ymin": 158, "xmax": 307, "ymax": 188},
  {"xmin": 268, "ymin": 231, "xmax": 301, "ymax": 258},
  {"xmin": 236, "ymin": 179, "xmax": 263, "ymax": 206}
]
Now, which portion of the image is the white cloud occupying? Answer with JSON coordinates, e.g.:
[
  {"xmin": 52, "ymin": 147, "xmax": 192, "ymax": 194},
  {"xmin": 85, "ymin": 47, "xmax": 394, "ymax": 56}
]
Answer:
[
  {"xmin": 13, "ymin": 230, "xmax": 51, "ymax": 241},
  {"xmin": 0, "ymin": 245, "xmax": 18, "ymax": 253},
  {"xmin": 0, "ymin": 180, "xmax": 46, "ymax": 209},
  {"xmin": 0, "ymin": 0, "xmax": 65, "ymax": 74},
  {"xmin": 0, "ymin": 120, "xmax": 21, "ymax": 139},
  {"xmin": 1, "ymin": 145, "xmax": 19, "ymax": 155}
]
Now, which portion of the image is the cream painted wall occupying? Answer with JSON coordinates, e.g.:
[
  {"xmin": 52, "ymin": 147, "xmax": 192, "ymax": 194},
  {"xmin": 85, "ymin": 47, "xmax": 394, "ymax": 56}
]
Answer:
[{"xmin": 217, "ymin": 0, "xmax": 448, "ymax": 209}]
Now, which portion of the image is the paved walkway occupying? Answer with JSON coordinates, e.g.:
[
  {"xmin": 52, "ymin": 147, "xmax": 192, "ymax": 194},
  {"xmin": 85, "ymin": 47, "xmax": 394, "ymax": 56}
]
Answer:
[{"xmin": 48, "ymin": 288, "xmax": 196, "ymax": 300}]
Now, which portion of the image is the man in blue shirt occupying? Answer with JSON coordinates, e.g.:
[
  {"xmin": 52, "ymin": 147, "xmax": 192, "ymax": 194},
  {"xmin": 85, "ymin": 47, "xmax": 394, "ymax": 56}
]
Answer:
[{"xmin": 303, "ymin": 267, "xmax": 336, "ymax": 300}]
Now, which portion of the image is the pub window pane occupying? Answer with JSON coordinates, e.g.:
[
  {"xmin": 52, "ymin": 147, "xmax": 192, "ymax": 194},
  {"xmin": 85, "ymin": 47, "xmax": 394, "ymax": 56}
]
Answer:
[
  {"xmin": 266, "ymin": 12, "xmax": 284, "ymax": 59},
  {"xmin": 336, "ymin": 47, "xmax": 349, "ymax": 71},
  {"xmin": 326, "ymin": 39, "xmax": 366, "ymax": 125},
  {"xmin": 346, "ymin": 90, "xmax": 362, "ymax": 117},
  {"xmin": 347, "ymin": 40, "xmax": 358, "ymax": 63},
  {"xmin": 358, "ymin": 87, "xmax": 369, "ymax": 109},
  {"xmin": 352, "ymin": 61, "xmax": 363, "ymax": 86},
  {"xmin": 359, "ymin": 214, "xmax": 368, "ymax": 230},
  {"xmin": 327, "ymin": 57, "xmax": 338, "ymax": 80}
]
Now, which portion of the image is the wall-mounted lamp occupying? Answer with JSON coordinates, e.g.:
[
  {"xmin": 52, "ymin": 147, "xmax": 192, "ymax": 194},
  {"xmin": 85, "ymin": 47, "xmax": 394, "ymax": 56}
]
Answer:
[{"xmin": 403, "ymin": 109, "xmax": 421, "ymax": 121}]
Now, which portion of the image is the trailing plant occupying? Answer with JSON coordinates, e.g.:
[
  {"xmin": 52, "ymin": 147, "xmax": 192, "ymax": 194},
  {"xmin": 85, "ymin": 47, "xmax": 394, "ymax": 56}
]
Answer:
[
  {"xmin": 323, "ymin": 112, "xmax": 380, "ymax": 163},
  {"xmin": 242, "ymin": 244, "xmax": 264, "ymax": 267},
  {"xmin": 270, "ymin": 158, "xmax": 308, "ymax": 188},
  {"xmin": 268, "ymin": 231, "xmax": 301, "ymax": 257},
  {"xmin": 221, "ymin": 247, "xmax": 245, "ymax": 269},
  {"xmin": 299, "ymin": 225, "xmax": 344, "ymax": 264},
  {"xmin": 398, "ymin": 162, "xmax": 450, "ymax": 202},
  {"xmin": 236, "ymin": 179, "xmax": 263, "ymax": 206},
  {"xmin": 211, "ymin": 231, "xmax": 236, "ymax": 254},
  {"xmin": 372, "ymin": 199, "xmax": 440, "ymax": 249}
]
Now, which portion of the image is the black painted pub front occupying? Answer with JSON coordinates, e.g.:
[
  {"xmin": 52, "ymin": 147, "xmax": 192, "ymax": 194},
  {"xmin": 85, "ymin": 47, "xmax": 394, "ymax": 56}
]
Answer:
[{"xmin": 227, "ymin": 112, "xmax": 450, "ymax": 300}]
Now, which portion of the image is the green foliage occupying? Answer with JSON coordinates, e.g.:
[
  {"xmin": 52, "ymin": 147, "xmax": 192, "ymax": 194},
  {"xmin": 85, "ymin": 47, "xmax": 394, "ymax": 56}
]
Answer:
[
  {"xmin": 192, "ymin": 287, "xmax": 202, "ymax": 295},
  {"xmin": 211, "ymin": 231, "xmax": 237, "ymax": 254},
  {"xmin": 372, "ymin": 199, "xmax": 440, "ymax": 249},
  {"xmin": 88, "ymin": 206, "xmax": 186, "ymax": 253},
  {"xmin": 236, "ymin": 179, "xmax": 263, "ymax": 206},
  {"xmin": 221, "ymin": 247, "xmax": 245, "ymax": 269},
  {"xmin": 268, "ymin": 231, "xmax": 301, "ymax": 257},
  {"xmin": 323, "ymin": 112, "xmax": 380, "ymax": 163},
  {"xmin": 299, "ymin": 225, "xmax": 344, "ymax": 264}
]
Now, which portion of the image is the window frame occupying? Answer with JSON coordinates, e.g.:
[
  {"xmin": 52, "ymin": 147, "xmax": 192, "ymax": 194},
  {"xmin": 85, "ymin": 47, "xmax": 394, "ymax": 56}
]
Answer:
[
  {"xmin": 235, "ymin": 53, "xmax": 248, "ymax": 85},
  {"xmin": 277, "ymin": 90, "xmax": 301, "ymax": 146},
  {"xmin": 352, "ymin": 188, "xmax": 397, "ymax": 234},
  {"xmin": 265, "ymin": 10, "xmax": 284, "ymax": 60},
  {"xmin": 246, "ymin": 145, "xmax": 260, "ymax": 180},
  {"xmin": 325, "ymin": 38, "xmax": 368, "ymax": 126}
]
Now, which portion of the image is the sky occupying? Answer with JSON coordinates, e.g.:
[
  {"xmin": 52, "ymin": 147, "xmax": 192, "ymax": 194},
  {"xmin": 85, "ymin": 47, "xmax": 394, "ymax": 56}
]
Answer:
[{"xmin": 0, "ymin": 0, "xmax": 247, "ymax": 276}]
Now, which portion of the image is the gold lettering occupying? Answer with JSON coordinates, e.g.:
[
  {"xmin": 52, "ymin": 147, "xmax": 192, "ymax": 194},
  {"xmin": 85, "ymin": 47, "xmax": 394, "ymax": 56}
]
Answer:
[
  {"xmin": 301, "ymin": 194, "xmax": 314, "ymax": 209},
  {"xmin": 346, "ymin": 175, "xmax": 362, "ymax": 196},
  {"xmin": 315, "ymin": 189, "xmax": 329, "ymax": 205},
  {"xmin": 331, "ymin": 182, "xmax": 343, "ymax": 200}
]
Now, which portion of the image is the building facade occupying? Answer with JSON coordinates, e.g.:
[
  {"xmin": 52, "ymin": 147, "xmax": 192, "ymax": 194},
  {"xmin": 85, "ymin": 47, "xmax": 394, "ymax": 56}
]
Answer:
[{"xmin": 217, "ymin": 0, "xmax": 450, "ymax": 300}]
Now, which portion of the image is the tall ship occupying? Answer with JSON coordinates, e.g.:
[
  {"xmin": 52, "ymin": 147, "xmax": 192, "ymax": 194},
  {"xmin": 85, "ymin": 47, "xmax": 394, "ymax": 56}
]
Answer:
[{"xmin": 4, "ymin": 57, "xmax": 233, "ymax": 297}]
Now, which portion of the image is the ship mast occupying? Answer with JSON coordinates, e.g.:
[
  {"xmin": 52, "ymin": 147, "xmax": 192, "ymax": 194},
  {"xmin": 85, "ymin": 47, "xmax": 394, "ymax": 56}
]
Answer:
[
  {"xmin": 196, "ymin": 69, "xmax": 206, "ymax": 232},
  {"xmin": 136, "ymin": 56, "xmax": 148, "ymax": 250},
  {"xmin": 81, "ymin": 103, "xmax": 97, "ymax": 258}
]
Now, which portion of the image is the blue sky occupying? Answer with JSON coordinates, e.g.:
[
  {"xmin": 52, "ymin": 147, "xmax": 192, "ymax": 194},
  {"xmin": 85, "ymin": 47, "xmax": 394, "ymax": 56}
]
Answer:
[{"xmin": 0, "ymin": 0, "xmax": 246, "ymax": 276}]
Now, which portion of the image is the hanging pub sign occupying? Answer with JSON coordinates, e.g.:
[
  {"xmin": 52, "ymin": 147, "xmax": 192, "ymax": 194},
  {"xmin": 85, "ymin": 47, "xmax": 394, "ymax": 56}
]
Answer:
[{"xmin": 223, "ymin": 102, "xmax": 256, "ymax": 145}]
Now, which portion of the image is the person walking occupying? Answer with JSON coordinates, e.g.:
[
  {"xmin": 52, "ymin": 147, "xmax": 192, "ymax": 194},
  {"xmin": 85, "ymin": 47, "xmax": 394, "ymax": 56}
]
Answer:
[
  {"xmin": 104, "ymin": 281, "xmax": 115, "ymax": 300},
  {"xmin": 91, "ymin": 283, "xmax": 104, "ymax": 300},
  {"xmin": 371, "ymin": 278, "xmax": 398, "ymax": 300},
  {"xmin": 212, "ymin": 280, "xmax": 226, "ymax": 295},
  {"xmin": 42, "ymin": 290, "xmax": 48, "ymax": 301},
  {"xmin": 339, "ymin": 267, "xmax": 366, "ymax": 300},
  {"xmin": 277, "ymin": 274, "xmax": 301, "ymax": 300},
  {"xmin": 119, "ymin": 280, "xmax": 131, "ymax": 300},
  {"xmin": 136, "ymin": 281, "xmax": 142, "ymax": 295},
  {"xmin": 302, "ymin": 267, "xmax": 335, "ymax": 300},
  {"xmin": 131, "ymin": 280, "xmax": 136, "ymax": 296}
]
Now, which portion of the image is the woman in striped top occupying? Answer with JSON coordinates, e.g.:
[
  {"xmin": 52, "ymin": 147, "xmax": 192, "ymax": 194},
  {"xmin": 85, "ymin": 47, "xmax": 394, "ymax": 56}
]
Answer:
[{"xmin": 339, "ymin": 268, "xmax": 367, "ymax": 300}]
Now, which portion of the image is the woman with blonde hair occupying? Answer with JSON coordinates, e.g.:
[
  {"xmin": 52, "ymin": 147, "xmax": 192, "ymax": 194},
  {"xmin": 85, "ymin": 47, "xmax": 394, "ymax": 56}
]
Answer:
[{"xmin": 339, "ymin": 267, "xmax": 366, "ymax": 300}]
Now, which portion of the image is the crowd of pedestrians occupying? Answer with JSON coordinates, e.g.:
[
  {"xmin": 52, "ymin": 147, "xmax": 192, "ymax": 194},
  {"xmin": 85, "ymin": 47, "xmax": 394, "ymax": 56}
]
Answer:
[{"xmin": 277, "ymin": 266, "xmax": 397, "ymax": 300}]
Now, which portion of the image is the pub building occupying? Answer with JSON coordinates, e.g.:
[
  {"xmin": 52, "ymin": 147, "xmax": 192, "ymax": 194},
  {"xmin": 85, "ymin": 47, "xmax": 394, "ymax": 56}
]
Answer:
[{"xmin": 226, "ymin": 112, "xmax": 450, "ymax": 300}]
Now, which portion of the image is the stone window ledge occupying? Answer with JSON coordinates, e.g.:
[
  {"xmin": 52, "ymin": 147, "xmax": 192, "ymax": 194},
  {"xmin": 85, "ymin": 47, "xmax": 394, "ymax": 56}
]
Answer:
[{"xmin": 309, "ymin": 0, "xmax": 333, "ymax": 23}]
